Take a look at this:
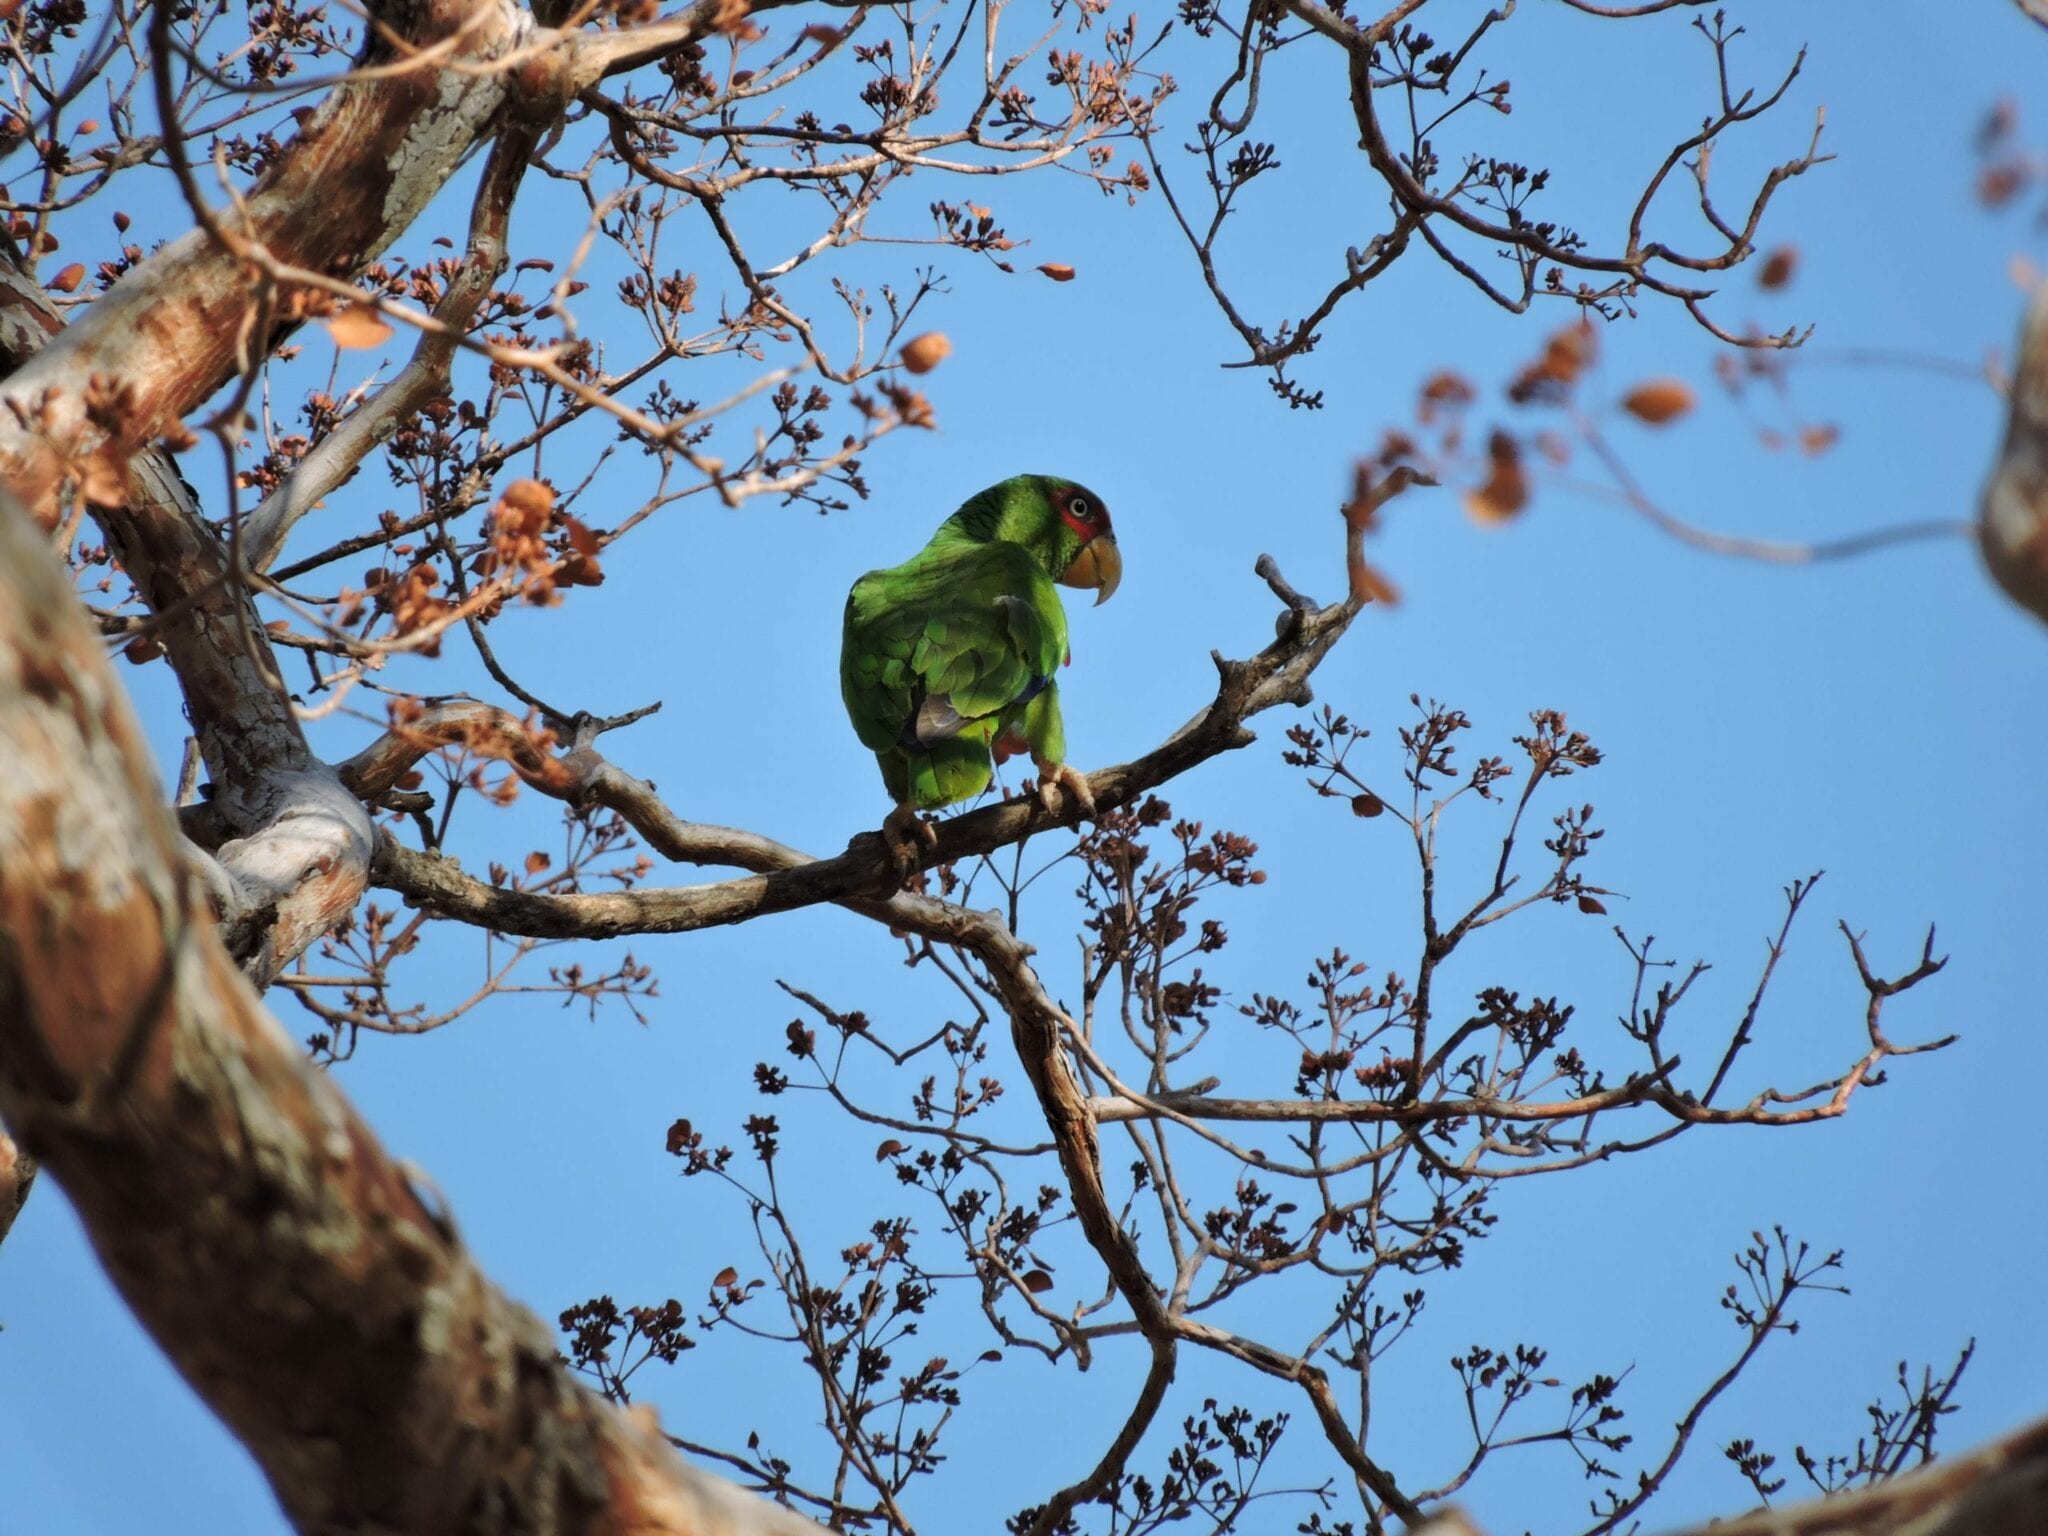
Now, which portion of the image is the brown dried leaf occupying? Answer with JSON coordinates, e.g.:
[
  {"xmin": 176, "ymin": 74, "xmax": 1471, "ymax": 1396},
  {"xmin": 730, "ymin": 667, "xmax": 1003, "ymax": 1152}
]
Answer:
[
  {"xmin": 1341, "ymin": 463, "xmax": 1427, "ymax": 606},
  {"xmin": 498, "ymin": 478, "xmax": 556, "ymax": 527},
  {"xmin": 327, "ymin": 304, "xmax": 393, "ymax": 350},
  {"xmin": 875, "ymin": 1139, "xmax": 908, "ymax": 1162},
  {"xmin": 1979, "ymin": 161, "xmax": 2029, "ymax": 209},
  {"xmin": 1505, "ymin": 322, "xmax": 1595, "ymax": 403},
  {"xmin": 1036, "ymin": 263, "xmax": 1077, "ymax": 282},
  {"xmin": 1577, "ymin": 894, "xmax": 1608, "ymax": 915},
  {"xmin": 1464, "ymin": 430, "xmax": 1528, "ymax": 523},
  {"xmin": 1621, "ymin": 379, "xmax": 1694, "ymax": 426},
  {"xmin": 1350, "ymin": 561, "xmax": 1401, "ymax": 607},
  {"xmin": 563, "ymin": 515, "xmax": 601, "ymax": 558},
  {"xmin": 709, "ymin": 0, "xmax": 758, "ymax": 38},
  {"xmin": 557, "ymin": 553, "xmax": 604, "ymax": 588},
  {"xmin": 47, "ymin": 262, "xmax": 84, "ymax": 294},
  {"xmin": 1022, "ymin": 1269, "xmax": 1055, "ymax": 1294},
  {"xmin": 1345, "ymin": 528, "xmax": 1401, "ymax": 607},
  {"xmin": 524, "ymin": 851, "xmax": 550, "ymax": 876},
  {"xmin": 1757, "ymin": 246, "xmax": 1799, "ymax": 291},
  {"xmin": 879, "ymin": 382, "xmax": 935, "ymax": 429},
  {"xmin": 1798, "ymin": 423, "xmax": 1840, "ymax": 456},
  {"xmin": 1542, "ymin": 322, "xmax": 1593, "ymax": 382},
  {"xmin": 712, "ymin": 1265, "xmax": 739, "ymax": 1288},
  {"xmin": 1419, "ymin": 370, "xmax": 1474, "ymax": 423},
  {"xmin": 386, "ymin": 562, "xmax": 451, "ymax": 655},
  {"xmin": 899, "ymin": 332, "xmax": 952, "ymax": 375},
  {"xmin": 79, "ymin": 453, "xmax": 127, "ymax": 508},
  {"xmin": 1982, "ymin": 97, "xmax": 2019, "ymax": 149},
  {"xmin": 1351, "ymin": 792, "xmax": 1384, "ymax": 818}
]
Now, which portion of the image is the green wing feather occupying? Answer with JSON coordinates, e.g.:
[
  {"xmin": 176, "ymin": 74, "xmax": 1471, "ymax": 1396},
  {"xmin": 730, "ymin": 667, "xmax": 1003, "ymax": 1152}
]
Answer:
[{"xmin": 841, "ymin": 540, "xmax": 1069, "ymax": 809}]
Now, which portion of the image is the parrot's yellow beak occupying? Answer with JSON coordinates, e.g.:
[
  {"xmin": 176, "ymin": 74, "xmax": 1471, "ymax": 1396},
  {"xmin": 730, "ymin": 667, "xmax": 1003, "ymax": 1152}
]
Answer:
[{"xmin": 1060, "ymin": 532, "xmax": 1122, "ymax": 606}]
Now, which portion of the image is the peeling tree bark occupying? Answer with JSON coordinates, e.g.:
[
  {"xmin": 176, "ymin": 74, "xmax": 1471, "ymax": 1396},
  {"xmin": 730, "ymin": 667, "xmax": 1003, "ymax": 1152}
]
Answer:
[
  {"xmin": 0, "ymin": 252, "xmax": 372, "ymax": 987},
  {"xmin": 111, "ymin": 450, "xmax": 377, "ymax": 984},
  {"xmin": 0, "ymin": 0, "xmax": 529, "ymax": 513},
  {"xmin": 0, "ymin": 1126, "xmax": 34, "ymax": 1248},
  {"xmin": 0, "ymin": 487, "xmax": 828, "ymax": 1534},
  {"xmin": 0, "ymin": 0, "xmax": 799, "ymax": 519},
  {"xmin": 1982, "ymin": 281, "xmax": 2048, "ymax": 624}
]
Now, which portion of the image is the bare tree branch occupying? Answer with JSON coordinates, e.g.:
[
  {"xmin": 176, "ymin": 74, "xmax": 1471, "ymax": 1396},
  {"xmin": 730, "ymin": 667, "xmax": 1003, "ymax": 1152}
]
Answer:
[
  {"xmin": 1523, "ymin": 1410, "xmax": 2048, "ymax": 1536},
  {"xmin": 363, "ymin": 560, "xmax": 1362, "ymax": 937},
  {"xmin": 241, "ymin": 123, "xmax": 537, "ymax": 572}
]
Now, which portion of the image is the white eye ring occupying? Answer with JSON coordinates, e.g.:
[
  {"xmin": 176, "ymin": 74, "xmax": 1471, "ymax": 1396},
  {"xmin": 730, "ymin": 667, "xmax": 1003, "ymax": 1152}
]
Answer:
[{"xmin": 1069, "ymin": 496, "xmax": 1091, "ymax": 519}]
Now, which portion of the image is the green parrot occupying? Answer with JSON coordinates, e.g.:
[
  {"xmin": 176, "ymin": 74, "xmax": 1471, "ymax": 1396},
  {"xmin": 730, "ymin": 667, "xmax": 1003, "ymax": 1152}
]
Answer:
[{"xmin": 841, "ymin": 473, "xmax": 1122, "ymax": 864}]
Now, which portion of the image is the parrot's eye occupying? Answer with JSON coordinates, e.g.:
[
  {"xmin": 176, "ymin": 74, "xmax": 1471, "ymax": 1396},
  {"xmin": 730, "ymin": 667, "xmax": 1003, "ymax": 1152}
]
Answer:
[{"xmin": 1068, "ymin": 495, "xmax": 1094, "ymax": 522}]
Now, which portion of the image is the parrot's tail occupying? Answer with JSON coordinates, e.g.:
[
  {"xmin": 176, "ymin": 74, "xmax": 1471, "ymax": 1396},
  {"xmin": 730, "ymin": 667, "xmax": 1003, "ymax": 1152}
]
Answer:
[{"xmin": 899, "ymin": 729, "xmax": 995, "ymax": 809}]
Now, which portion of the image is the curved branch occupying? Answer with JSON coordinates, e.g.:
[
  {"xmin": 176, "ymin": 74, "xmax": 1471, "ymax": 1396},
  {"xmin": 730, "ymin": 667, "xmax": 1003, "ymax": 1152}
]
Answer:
[{"xmin": 363, "ymin": 559, "xmax": 1361, "ymax": 936}]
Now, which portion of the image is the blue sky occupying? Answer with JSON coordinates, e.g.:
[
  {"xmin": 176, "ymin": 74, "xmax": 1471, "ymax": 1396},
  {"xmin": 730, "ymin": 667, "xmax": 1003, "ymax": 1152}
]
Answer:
[{"xmin": 3, "ymin": 2, "xmax": 2045, "ymax": 1532}]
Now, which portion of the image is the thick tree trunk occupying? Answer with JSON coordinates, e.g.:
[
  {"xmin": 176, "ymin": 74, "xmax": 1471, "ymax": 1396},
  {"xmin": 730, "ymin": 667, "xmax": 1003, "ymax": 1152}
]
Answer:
[
  {"xmin": 0, "ymin": 1127, "xmax": 33, "ymax": 1247},
  {"xmin": 0, "ymin": 485, "xmax": 823, "ymax": 1533},
  {"xmin": 1982, "ymin": 281, "xmax": 2048, "ymax": 623}
]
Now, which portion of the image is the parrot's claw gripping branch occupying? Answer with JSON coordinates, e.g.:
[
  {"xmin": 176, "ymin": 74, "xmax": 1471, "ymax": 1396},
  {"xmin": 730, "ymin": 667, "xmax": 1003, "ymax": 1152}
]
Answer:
[
  {"xmin": 365, "ymin": 556, "xmax": 1360, "ymax": 940},
  {"xmin": 882, "ymin": 803, "xmax": 942, "ymax": 881},
  {"xmin": 1034, "ymin": 761, "xmax": 1099, "ymax": 824}
]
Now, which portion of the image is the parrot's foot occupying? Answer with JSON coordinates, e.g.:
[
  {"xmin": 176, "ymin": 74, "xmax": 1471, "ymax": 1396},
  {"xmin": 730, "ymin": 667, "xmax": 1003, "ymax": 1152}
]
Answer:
[
  {"xmin": 882, "ymin": 801, "xmax": 939, "ymax": 879},
  {"xmin": 1034, "ymin": 760, "xmax": 1098, "ymax": 823}
]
